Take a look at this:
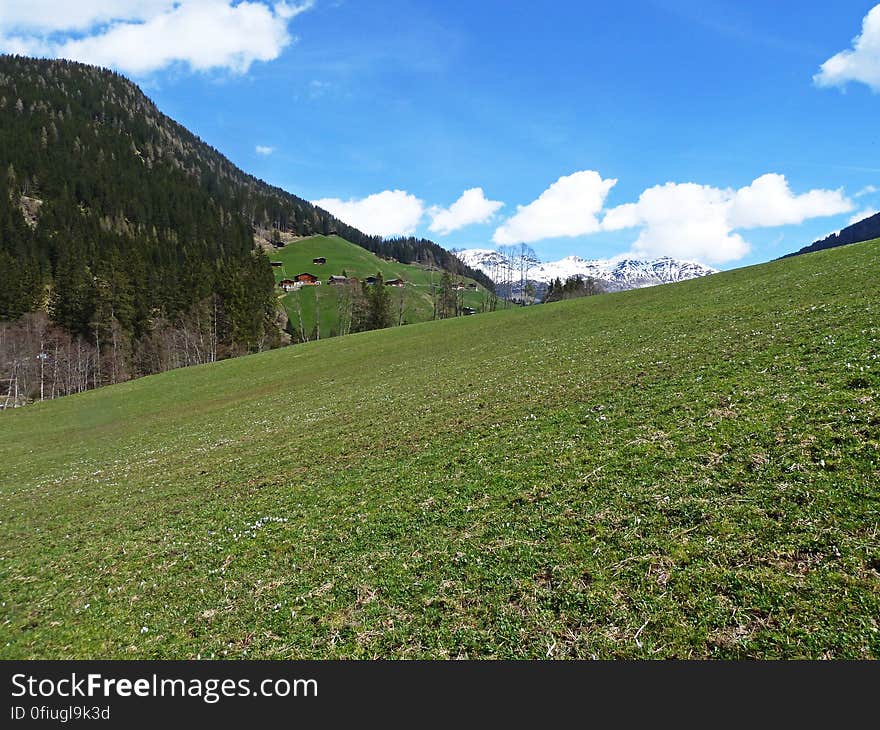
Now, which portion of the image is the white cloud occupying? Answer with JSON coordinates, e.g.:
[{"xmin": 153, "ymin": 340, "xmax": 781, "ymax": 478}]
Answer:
[
  {"xmin": 0, "ymin": 1, "xmax": 315, "ymax": 75},
  {"xmin": 603, "ymin": 182, "xmax": 750, "ymax": 264},
  {"xmin": 255, "ymin": 145, "xmax": 275, "ymax": 155},
  {"xmin": 849, "ymin": 207, "xmax": 878, "ymax": 225},
  {"xmin": 814, "ymin": 4, "xmax": 880, "ymax": 91},
  {"xmin": 602, "ymin": 174, "xmax": 853, "ymax": 265},
  {"xmin": 428, "ymin": 188, "xmax": 504, "ymax": 235},
  {"xmin": 856, "ymin": 184, "xmax": 878, "ymax": 198},
  {"xmin": 0, "ymin": 1, "xmax": 176, "ymax": 33},
  {"xmin": 727, "ymin": 174, "xmax": 852, "ymax": 229},
  {"xmin": 492, "ymin": 171, "xmax": 617, "ymax": 245},
  {"xmin": 314, "ymin": 190, "xmax": 425, "ymax": 237}
]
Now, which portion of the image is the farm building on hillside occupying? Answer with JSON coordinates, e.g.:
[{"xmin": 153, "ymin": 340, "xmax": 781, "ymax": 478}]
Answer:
[
  {"xmin": 312, "ymin": 257, "xmax": 326, "ymax": 265},
  {"xmin": 385, "ymin": 278, "xmax": 405, "ymax": 287},
  {"xmin": 279, "ymin": 279, "xmax": 298, "ymax": 292},
  {"xmin": 270, "ymin": 261, "xmax": 283, "ymax": 268},
  {"xmin": 462, "ymin": 307, "xmax": 477, "ymax": 316},
  {"xmin": 295, "ymin": 273, "xmax": 320, "ymax": 285},
  {"xmin": 364, "ymin": 276, "xmax": 378, "ymax": 285},
  {"xmin": 327, "ymin": 275, "xmax": 349, "ymax": 285},
  {"xmin": 467, "ymin": 282, "xmax": 478, "ymax": 290}
]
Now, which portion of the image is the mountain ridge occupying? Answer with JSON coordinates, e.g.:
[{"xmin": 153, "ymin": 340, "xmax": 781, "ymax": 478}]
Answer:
[
  {"xmin": 455, "ymin": 248, "xmax": 718, "ymax": 291},
  {"xmin": 784, "ymin": 210, "xmax": 880, "ymax": 258}
]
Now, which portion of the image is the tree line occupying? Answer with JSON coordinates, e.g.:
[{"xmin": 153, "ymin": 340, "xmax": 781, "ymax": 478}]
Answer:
[
  {"xmin": 287, "ymin": 269, "xmax": 474, "ymax": 345},
  {"xmin": 543, "ymin": 276, "xmax": 606, "ymax": 302}
]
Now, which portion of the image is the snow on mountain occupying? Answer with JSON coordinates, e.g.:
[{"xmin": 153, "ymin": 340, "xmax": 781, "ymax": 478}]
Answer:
[{"xmin": 454, "ymin": 248, "xmax": 717, "ymax": 291}]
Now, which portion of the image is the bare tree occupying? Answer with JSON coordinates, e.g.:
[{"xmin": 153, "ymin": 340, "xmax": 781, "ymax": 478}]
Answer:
[
  {"xmin": 314, "ymin": 287, "xmax": 321, "ymax": 341},
  {"xmin": 395, "ymin": 286, "xmax": 406, "ymax": 327}
]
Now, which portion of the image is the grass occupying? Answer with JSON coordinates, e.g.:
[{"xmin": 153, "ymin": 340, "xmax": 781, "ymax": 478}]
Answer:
[
  {"xmin": 1, "ymin": 240, "xmax": 878, "ymax": 659},
  {"xmin": 270, "ymin": 235, "xmax": 490, "ymax": 337}
]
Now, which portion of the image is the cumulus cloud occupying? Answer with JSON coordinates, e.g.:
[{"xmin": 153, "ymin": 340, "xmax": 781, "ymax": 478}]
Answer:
[
  {"xmin": 492, "ymin": 171, "xmax": 617, "ymax": 245},
  {"xmin": 255, "ymin": 145, "xmax": 275, "ymax": 155},
  {"xmin": 428, "ymin": 188, "xmax": 504, "ymax": 235},
  {"xmin": 814, "ymin": 4, "xmax": 880, "ymax": 91},
  {"xmin": 727, "ymin": 174, "xmax": 852, "ymax": 228},
  {"xmin": 849, "ymin": 207, "xmax": 878, "ymax": 224},
  {"xmin": 0, "ymin": 1, "xmax": 315, "ymax": 75},
  {"xmin": 0, "ymin": 1, "xmax": 176, "ymax": 33},
  {"xmin": 603, "ymin": 182, "xmax": 750, "ymax": 264},
  {"xmin": 314, "ymin": 190, "xmax": 425, "ymax": 237},
  {"xmin": 602, "ymin": 174, "xmax": 853, "ymax": 265}
]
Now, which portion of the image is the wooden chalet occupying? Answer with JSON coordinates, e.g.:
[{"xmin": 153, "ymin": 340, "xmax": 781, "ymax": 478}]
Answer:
[
  {"xmin": 295, "ymin": 272, "xmax": 320, "ymax": 285},
  {"xmin": 279, "ymin": 278, "xmax": 298, "ymax": 292},
  {"xmin": 385, "ymin": 278, "xmax": 405, "ymax": 288},
  {"xmin": 312, "ymin": 257, "xmax": 327, "ymax": 265}
]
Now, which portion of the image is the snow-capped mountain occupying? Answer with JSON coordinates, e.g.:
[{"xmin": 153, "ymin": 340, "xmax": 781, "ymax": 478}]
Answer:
[{"xmin": 454, "ymin": 249, "xmax": 717, "ymax": 291}]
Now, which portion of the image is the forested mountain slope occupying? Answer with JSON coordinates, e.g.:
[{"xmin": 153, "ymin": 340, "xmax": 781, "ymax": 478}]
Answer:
[
  {"xmin": 0, "ymin": 55, "xmax": 490, "ymax": 400},
  {"xmin": 784, "ymin": 211, "xmax": 880, "ymax": 258}
]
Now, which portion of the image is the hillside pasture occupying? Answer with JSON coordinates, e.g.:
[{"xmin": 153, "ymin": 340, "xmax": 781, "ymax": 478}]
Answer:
[
  {"xmin": 270, "ymin": 235, "xmax": 490, "ymax": 337},
  {"xmin": 0, "ymin": 241, "xmax": 878, "ymax": 659}
]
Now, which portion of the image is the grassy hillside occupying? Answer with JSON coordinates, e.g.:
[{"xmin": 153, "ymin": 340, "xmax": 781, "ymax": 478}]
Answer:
[
  {"xmin": 271, "ymin": 235, "xmax": 491, "ymax": 337},
  {"xmin": 1, "ymin": 241, "xmax": 878, "ymax": 659}
]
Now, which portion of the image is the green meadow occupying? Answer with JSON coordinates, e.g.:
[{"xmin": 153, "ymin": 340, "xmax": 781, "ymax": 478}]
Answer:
[
  {"xmin": 0, "ymin": 240, "xmax": 878, "ymax": 659},
  {"xmin": 270, "ymin": 235, "xmax": 490, "ymax": 337}
]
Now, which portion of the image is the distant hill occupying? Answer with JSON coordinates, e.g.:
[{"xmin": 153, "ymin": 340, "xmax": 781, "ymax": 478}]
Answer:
[
  {"xmin": 783, "ymin": 211, "xmax": 880, "ymax": 258},
  {"xmin": 270, "ymin": 235, "xmax": 492, "ymax": 339}
]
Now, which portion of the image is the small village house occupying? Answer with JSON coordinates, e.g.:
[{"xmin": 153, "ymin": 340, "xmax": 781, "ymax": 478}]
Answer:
[
  {"xmin": 385, "ymin": 278, "xmax": 405, "ymax": 288},
  {"xmin": 279, "ymin": 278, "xmax": 298, "ymax": 292},
  {"xmin": 295, "ymin": 272, "xmax": 320, "ymax": 285},
  {"xmin": 312, "ymin": 257, "xmax": 326, "ymax": 265}
]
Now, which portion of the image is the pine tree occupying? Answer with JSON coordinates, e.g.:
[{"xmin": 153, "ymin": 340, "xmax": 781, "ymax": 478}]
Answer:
[
  {"xmin": 366, "ymin": 272, "xmax": 392, "ymax": 330},
  {"xmin": 438, "ymin": 271, "xmax": 456, "ymax": 319}
]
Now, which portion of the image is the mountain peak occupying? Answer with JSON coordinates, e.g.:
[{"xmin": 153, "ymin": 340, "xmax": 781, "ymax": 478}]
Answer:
[{"xmin": 455, "ymin": 248, "xmax": 717, "ymax": 292}]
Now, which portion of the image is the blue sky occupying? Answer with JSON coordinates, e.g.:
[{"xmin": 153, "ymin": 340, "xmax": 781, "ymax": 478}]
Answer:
[{"xmin": 2, "ymin": 0, "xmax": 880, "ymax": 267}]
